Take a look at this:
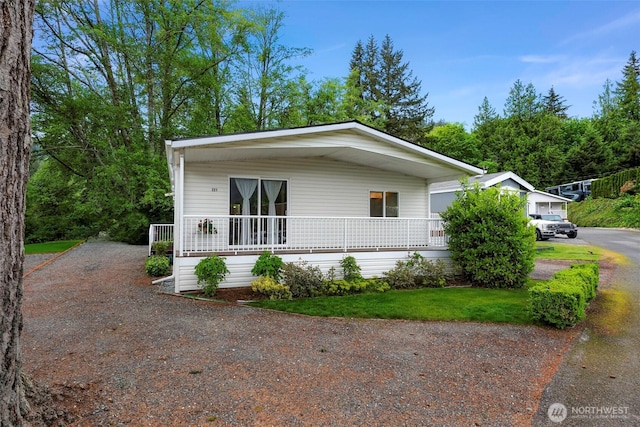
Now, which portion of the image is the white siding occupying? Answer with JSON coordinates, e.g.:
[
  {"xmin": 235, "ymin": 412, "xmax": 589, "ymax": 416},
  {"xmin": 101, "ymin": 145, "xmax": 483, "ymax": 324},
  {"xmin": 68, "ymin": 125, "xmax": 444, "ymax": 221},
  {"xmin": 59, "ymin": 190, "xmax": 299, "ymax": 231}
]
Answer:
[
  {"xmin": 173, "ymin": 250, "xmax": 451, "ymax": 292},
  {"xmin": 183, "ymin": 157, "xmax": 428, "ymax": 217}
]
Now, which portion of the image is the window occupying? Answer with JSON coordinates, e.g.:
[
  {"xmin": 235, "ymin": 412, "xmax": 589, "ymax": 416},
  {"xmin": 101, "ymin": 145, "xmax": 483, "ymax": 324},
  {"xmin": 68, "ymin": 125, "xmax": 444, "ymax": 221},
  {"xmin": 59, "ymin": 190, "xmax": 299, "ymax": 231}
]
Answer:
[{"xmin": 370, "ymin": 191, "xmax": 398, "ymax": 217}]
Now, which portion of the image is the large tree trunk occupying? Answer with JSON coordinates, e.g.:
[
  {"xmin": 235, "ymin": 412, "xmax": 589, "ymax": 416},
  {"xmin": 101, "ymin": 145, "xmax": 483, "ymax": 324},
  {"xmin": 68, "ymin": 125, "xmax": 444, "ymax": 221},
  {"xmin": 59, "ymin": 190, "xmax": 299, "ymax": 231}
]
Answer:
[{"xmin": 0, "ymin": 0, "xmax": 35, "ymax": 424}]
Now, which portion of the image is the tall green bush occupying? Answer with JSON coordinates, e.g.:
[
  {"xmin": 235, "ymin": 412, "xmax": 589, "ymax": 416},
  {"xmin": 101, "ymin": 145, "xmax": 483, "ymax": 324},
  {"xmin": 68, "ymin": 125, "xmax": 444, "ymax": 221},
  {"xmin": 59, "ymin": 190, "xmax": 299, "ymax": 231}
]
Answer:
[
  {"xmin": 440, "ymin": 181, "xmax": 535, "ymax": 288},
  {"xmin": 251, "ymin": 251, "xmax": 283, "ymax": 282}
]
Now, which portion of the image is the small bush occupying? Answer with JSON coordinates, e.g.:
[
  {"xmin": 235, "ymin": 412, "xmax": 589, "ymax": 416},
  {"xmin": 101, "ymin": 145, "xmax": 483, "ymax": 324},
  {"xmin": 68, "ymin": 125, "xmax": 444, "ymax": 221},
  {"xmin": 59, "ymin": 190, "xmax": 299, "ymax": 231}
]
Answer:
[
  {"xmin": 340, "ymin": 255, "xmax": 362, "ymax": 282},
  {"xmin": 151, "ymin": 240, "xmax": 171, "ymax": 257},
  {"xmin": 383, "ymin": 253, "xmax": 448, "ymax": 289},
  {"xmin": 251, "ymin": 276, "xmax": 292, "ymax": 300},
  {"xmin": 251, "ymin": 251, "xmax": 283, "ymax": 282},
  {"xmin": 194, "ymin": 255, "xmax": 229, "ymax": 297},
  {"xmin": 324, "ymin": 278, "xmax": 390, "ymax": 296},
  {"xmin": 145, "ymin": 255, "xmax": 170, "ymax": 277},
  {"xmin": 529, "ymin": 263, "xmax": 599, "ymax": 329},
  {"xmin": 281, "ymin": 260, "xmax": 325, "ymax": 298}
]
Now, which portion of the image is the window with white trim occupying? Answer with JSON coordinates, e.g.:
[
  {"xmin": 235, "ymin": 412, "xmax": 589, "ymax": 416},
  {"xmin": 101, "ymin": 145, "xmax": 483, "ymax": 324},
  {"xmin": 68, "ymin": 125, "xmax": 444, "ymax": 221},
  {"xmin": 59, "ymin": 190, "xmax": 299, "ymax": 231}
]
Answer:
[{"xmin": 370, "ymin": 191, "xmax": 399, "ymax": 217}]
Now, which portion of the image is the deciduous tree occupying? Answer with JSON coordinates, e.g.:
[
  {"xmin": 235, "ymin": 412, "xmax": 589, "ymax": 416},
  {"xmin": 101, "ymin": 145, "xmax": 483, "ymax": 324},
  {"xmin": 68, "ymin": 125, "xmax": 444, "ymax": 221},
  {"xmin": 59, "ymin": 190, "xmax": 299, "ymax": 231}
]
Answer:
[{"xmin": 0, "ymin": 0, "xmax": 35, "ymax": 423}]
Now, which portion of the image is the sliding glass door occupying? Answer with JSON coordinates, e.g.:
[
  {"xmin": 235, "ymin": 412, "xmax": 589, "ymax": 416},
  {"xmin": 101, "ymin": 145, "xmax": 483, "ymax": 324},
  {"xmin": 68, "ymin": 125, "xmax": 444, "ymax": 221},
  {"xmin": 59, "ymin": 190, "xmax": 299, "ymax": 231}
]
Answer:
[{"xmin": 229, "ymin": 178, "xmax": 287, "ymax": 246}]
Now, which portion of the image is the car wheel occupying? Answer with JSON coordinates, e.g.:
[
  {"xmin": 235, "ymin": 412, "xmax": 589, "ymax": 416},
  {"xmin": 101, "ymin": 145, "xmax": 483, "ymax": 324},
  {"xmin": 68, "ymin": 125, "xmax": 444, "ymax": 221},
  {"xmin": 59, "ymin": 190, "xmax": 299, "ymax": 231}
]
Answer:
[
  {"xmin": 535, "ymin": 229, "xmax": 542, "ymax": 241},
  {"xmin": 568, "ymin": 232, "xmax": 577, "ymax": 238}
]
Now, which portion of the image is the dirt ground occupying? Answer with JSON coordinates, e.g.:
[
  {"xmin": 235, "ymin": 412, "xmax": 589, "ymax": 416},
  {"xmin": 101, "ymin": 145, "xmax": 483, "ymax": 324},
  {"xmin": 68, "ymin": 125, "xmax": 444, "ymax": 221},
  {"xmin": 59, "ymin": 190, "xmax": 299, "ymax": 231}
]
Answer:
[{"xmin": 21, "ymin": 242, "xmax": 594, "ymax": 426}]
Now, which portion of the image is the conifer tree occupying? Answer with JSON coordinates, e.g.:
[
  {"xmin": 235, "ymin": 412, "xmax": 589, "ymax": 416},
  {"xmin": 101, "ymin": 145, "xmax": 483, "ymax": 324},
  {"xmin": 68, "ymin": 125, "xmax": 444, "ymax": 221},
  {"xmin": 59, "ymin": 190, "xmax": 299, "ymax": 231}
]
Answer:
[
  {"xmin": 346, "ymin": 35, "xmax": 434, "ymax": 142},
  {"xmin": 614, "ymin": 50, "xmax": 640, "ymax": 122},
  {"xmin": 543, "ymin": 86, "xmax": 570, "ymax": 119}
]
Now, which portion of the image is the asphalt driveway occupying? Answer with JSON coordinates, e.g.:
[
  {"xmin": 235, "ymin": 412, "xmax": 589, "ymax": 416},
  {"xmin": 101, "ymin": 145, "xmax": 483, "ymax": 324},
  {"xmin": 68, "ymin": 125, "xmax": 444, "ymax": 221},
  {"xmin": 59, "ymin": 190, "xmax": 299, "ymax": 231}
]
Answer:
[{"xmin": 534, "ymin": 228, "xmax": 640, "ymax": 426}]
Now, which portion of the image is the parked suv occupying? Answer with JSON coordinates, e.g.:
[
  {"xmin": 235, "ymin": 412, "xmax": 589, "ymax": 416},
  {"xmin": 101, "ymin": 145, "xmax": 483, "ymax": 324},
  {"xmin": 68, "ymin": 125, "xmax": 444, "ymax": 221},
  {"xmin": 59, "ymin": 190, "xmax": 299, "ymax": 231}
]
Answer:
[
  {"xmin": 528, "ymin": 215, "xmax": 557, "ymax": 241},
  {"xmin": 529, "ymin": 214, "xmax": 578, "ymax": 239}
]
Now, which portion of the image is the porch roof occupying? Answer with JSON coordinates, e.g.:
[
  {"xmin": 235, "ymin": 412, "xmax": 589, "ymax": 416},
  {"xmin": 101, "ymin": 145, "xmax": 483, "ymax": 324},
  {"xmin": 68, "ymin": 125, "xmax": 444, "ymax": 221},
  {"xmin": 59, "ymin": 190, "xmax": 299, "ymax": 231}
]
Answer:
[{"xmin": 165, "ymin": 121, "xmax": 483, "ymax": 186}]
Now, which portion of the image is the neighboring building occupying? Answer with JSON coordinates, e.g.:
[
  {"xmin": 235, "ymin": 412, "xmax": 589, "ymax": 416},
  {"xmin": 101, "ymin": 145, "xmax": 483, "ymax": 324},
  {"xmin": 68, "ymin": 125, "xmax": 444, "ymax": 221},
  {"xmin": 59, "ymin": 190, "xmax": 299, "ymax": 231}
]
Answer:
[
  {"xmin": 156, "ymin": 121, "xmax": 482, "ymax": 292},
  {"xmin": 545, "ymin": 179, "xmax": 596, "ymax": 201},
  {"xmin": 429, "ymin": 171, "xmax": 535, "ymax": 215},
  {"xmin": 527, "ymin": 190, "xmax": 573, "ymax": 219}
]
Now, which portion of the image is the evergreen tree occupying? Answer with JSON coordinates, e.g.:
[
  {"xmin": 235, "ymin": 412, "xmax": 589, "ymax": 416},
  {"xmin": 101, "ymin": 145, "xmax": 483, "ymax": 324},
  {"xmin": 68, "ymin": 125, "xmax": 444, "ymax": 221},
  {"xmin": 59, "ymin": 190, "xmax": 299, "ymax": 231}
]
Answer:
[
  {"xmin": 503, "ymin": 79, "xmax": 541, "ymax": 120},
  {"xmin": 346, "ymin": 35, "xmax": 434, "ymax": 141},
  {"xmin": 543, "ymin": 86, "xmax": 570, "ymax": 119},
  {"xmin": 613, "ymin": 50, "xmax": 640, "ymax": 122}
]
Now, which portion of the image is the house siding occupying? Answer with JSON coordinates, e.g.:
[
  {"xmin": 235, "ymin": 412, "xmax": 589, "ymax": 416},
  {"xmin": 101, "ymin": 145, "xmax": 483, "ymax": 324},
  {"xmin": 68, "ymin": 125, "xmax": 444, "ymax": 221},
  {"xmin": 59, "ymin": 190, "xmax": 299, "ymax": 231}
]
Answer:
[{"xmin": 183, "ymin": 157, "xmax": 429, "ymax": 217}]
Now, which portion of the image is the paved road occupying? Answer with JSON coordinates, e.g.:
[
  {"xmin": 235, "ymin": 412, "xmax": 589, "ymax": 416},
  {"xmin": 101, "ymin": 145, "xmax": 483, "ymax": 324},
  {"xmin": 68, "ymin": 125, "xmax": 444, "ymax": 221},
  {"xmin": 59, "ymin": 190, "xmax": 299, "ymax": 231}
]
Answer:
[{"xmin": 534, "ymin": 228, "xmax": 640, "ymax": 426}]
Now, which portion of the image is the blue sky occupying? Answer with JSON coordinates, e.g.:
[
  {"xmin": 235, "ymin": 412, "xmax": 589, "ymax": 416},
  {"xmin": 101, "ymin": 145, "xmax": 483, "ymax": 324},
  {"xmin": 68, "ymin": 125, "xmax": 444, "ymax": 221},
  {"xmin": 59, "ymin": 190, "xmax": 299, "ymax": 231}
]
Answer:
[{"xmin": 245, "ymin": 1, "xmax": 640, "ymax": 129}]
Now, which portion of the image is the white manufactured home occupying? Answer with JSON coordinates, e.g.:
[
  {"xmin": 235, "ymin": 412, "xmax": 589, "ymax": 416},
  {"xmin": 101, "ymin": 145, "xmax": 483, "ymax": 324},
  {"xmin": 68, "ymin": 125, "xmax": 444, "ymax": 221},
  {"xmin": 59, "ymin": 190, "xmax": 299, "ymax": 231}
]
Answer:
[
  {"xmin": 154, "ymin": 121, "xmax": 483, "ymax": 292},
  {"xmin": 526, "ymin": 190, "xmax": 573, "ymax": 219},
  {"xmin": 429, "ymin": 171, "xmax": 535, "ymax": 216}
]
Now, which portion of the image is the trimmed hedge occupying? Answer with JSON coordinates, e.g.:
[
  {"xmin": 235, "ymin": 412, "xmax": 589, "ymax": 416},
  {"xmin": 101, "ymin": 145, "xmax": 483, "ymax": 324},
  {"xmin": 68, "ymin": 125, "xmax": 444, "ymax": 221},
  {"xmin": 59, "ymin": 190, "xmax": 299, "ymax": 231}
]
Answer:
[
  {"xmin": 529, "ymin": 263, "xmax": 599, "ymax": 329},
  {"xmin": 591, "ymin": 167, "xmax": 640, "ymax": 199}
]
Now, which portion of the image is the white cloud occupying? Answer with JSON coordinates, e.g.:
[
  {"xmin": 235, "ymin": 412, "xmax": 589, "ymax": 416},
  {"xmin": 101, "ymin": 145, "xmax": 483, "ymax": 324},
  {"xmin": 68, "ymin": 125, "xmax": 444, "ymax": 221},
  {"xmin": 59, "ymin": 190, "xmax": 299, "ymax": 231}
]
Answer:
[{"xmin": 519, "ymin": 55, "xmax": 565, "ymax": 64}]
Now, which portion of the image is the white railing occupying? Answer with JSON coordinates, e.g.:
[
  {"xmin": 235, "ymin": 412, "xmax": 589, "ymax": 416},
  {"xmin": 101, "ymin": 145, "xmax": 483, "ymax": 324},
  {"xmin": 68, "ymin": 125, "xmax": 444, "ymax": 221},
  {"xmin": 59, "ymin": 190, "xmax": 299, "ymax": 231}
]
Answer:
[
  {"xmin": 148, "ymin": 224, "xmax": 174, "ymax": 255},
  {"xmin": 168, "ymin": 215, "xmax": 448, "ymax": 255}
]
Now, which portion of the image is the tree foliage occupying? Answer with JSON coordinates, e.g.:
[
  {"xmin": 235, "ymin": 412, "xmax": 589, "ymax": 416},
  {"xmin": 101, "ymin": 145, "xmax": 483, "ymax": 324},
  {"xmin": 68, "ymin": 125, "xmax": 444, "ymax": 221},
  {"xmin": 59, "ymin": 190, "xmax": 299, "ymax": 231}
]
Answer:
[{"xmin": 28, "ymin": 0, "xmax": 314, "ymax": 243}]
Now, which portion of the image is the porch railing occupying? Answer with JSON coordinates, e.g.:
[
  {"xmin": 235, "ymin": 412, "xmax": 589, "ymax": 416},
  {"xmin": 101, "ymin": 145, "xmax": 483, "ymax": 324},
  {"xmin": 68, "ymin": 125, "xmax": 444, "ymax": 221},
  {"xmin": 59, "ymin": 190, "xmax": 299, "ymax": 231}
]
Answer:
[
  {"xmin": 148, "ymin": 223, "xmax": 174, "ymax": 255},
  {"xmin": 150, "ymin": 215, "xmax": 448, "ymax": 256}
]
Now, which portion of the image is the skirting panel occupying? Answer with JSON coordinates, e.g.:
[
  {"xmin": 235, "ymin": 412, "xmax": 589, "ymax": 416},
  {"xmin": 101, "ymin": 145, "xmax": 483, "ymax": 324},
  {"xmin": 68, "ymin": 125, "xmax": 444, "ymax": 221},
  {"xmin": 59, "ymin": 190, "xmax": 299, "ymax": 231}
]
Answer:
[{"xmin": 173, "ymin": 250, "xmax": 450, "ymax": 293}]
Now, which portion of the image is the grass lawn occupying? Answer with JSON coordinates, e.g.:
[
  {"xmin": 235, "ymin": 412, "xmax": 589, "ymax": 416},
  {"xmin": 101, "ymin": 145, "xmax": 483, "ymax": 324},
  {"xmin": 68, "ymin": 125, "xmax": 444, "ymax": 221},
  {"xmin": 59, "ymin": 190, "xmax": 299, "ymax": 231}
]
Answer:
[
  {"xmin": 24, "ymin": 240, "xmax": 83, "ymax": 255},
  {"xmin": 248, "ymin": 286, "xmax": 534, "ymax": 324},
  {"xmin": 249, "ymin": 242, "xmax": 609, "ymax": 325},
  {"xmin": 534, "ymin": 241, "xmax": 601, "ymax": 261}
]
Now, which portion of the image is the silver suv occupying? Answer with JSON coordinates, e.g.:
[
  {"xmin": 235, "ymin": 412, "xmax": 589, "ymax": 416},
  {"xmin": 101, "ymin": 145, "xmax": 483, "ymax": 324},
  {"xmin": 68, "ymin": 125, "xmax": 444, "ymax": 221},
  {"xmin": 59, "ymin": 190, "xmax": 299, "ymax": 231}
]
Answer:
[{"xmin": 529, "ymin": 214, "xmax": 578, "ymax": 239}]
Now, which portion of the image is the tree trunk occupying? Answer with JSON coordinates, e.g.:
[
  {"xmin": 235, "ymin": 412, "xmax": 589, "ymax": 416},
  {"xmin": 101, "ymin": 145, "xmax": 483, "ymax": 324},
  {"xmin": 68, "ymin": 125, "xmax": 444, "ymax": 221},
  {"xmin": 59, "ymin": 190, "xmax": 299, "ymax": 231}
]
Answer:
[{"xmin": 0, "ymin": 0, "xmax": 35, "ymax": 424}]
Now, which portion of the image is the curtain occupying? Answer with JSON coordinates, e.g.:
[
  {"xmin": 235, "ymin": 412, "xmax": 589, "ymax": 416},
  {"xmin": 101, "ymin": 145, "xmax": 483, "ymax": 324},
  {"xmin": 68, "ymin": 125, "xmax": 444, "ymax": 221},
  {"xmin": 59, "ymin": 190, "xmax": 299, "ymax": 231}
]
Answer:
[
  {"xmin": 235, "ymin": 179, "xmax": 258, "ymax": 244},
  {"xmin": 263, "ymin": 180, "xmax": 283, "ymax": 244}
]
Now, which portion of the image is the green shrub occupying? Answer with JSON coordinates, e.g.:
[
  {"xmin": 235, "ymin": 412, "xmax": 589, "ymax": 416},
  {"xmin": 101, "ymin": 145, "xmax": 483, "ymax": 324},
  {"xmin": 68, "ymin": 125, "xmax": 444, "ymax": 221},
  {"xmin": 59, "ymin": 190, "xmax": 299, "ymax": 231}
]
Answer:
[
  {"xmin": 324, "ymin": 278, "xmax": 390, "ymax": 296},
  {"xmin": 194, "ymin": 255, "xmax": 229, "ymax": 297},
  {"xmin": 251, "ymin": 276, "xmax": 292, "ymax": 300},
  {"xmin": 440, "ymin": 182, "xmax": 535, "ymax": 289},
  {"xmin": 529, "ymin": 263, "xmax": 599, "ymax": 329},
  {"xmin": 145, "ymin": 255, "xmax": 170, "ymax": 277},
  {"xmin": 151, "ymin": 240, "xmax": 171, "ymax": 257},
  {"xmin": 340, "ymin": 255, "xmax": 362, "ymax": 282},
  {"xmin": 281, "ymin": 260, "xmax": 325, "ymax": 298},
  {"xmin": 383, "ymin": 253, "xmax": 448, "ymax": 289},
  {"xmin": 251, "ymin": 251, "xmax": 283, "ymax": 282}
]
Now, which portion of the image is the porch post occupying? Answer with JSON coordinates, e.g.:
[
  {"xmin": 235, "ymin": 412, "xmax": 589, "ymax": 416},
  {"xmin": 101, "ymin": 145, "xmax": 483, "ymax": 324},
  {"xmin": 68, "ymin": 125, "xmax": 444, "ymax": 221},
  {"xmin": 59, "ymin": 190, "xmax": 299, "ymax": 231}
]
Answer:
[
  {"xmin": 343, "ymin": 218, "xmax": 348, "ymax": 252},
  {"xmin": 179, "ymin": 154, "xmax": 185, "ymax": 257}
]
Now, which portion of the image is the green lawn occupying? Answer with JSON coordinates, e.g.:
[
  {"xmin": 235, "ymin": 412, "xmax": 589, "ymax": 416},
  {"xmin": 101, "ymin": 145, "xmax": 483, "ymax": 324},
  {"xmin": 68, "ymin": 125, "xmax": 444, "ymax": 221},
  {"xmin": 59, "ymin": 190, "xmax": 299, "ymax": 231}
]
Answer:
[
  {"xmin": 248, "ymin": 286, "xmax": 533, "ymax": 324},
  {"xmin": 24, "ymin": 240, "xmax": 83, "ymax": 255},
  {"xmin": 535, "ymin": 241, "xmax": 601, "ymax": 261},
  {"xmin": 249, "ymin": 243, "xmax": 607, "ymax": 324}
]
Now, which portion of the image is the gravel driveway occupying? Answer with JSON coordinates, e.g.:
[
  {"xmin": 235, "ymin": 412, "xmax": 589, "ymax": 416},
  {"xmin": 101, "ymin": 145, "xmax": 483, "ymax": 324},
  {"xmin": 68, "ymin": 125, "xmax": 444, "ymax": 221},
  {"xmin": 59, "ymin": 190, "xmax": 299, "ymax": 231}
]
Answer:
[{"xmin": 22, "ymin": 241, "xmax": 580, "ymax": 426}]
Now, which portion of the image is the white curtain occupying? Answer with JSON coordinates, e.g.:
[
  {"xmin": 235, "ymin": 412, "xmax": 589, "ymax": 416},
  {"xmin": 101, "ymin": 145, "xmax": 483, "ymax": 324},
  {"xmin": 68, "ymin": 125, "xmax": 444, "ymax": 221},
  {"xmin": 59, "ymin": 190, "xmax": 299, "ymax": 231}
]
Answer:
[
  {"xmin": 235, "ymin": 179, "xmax": 257, "ymax": 244},
  {"xmin": 263, "ymin": 180, "xmax": 283, "ymax": 244}
]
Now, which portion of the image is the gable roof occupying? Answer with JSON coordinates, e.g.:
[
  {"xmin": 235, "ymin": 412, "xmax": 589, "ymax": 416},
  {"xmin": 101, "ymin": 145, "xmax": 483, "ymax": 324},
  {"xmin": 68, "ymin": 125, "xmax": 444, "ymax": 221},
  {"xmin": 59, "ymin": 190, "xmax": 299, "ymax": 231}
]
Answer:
[
  {"xmin": 166, "ymin": 121, "xmax": 483, "ymax": 183},
  {"xmin": 430, "ymin": 171, "xmax": 535, "ymax": 193},
  {"xmin": 528, "ymin": 189, "xmax": 574, "ymax": 203}
]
